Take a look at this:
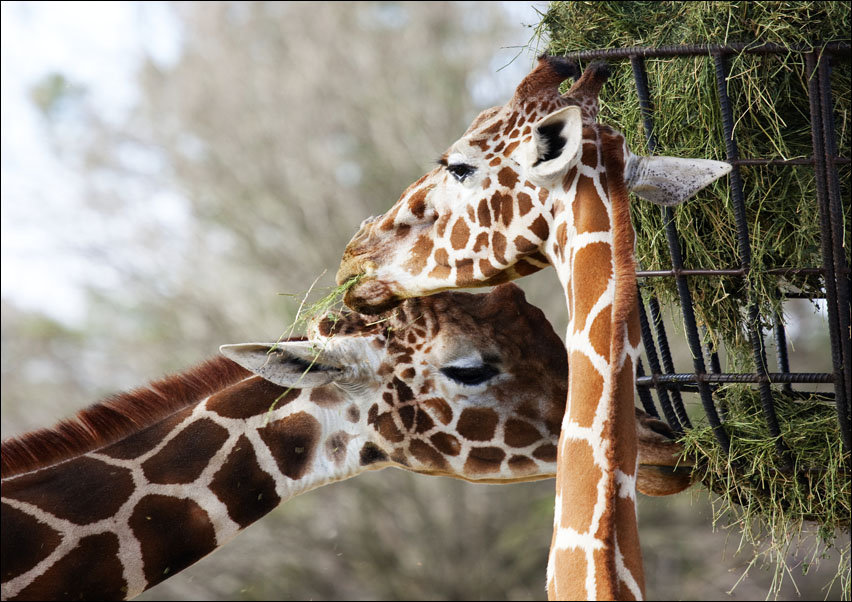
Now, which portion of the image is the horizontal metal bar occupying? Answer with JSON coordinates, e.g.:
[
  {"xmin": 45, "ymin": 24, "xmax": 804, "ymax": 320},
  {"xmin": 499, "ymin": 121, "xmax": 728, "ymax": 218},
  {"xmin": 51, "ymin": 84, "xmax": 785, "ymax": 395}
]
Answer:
[
  {"xmin": 560, "ymin": 42, "xmax": 850, "ymax": 61},
  {"xmin": 637, "ymin": 372, "xmax": 835, "ymax": 386},
  {"xmin": 636, "ymin": 267, "xmax": 826, "ymax": 278}
]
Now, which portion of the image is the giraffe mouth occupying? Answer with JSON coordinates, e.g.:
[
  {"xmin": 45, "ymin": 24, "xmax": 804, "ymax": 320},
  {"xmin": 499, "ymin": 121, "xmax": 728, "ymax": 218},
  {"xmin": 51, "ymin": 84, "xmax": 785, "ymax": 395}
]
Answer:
[{"xmin": 343, "ymin": 277, "xmax": 403, "ymax": 315}]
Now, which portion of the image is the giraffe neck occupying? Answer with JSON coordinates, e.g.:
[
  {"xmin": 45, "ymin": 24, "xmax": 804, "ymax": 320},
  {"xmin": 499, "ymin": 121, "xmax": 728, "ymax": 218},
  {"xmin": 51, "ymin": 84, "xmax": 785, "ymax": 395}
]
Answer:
[
  {"xmin": 543, "ymin": 126, "xmax": 645, "ymax": 600},
  {"xmin": 1, "ymin": 374, "xmax": 379, "ymax": 601}
]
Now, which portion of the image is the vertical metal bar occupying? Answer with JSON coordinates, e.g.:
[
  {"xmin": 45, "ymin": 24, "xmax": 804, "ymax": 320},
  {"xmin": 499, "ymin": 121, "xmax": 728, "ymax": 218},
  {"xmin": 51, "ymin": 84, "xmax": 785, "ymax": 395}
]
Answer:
[
  {"xmin": 631, "ymin": 55, "xmax": 730, "ymax": 451},
  {"xmin": 637, "ymin": 287, "xmax": 683, "ymax": 431},
  {"xmin": 818, "ymin": 55, "xmax": 851, "ymax": 449},
  {"xmin": 772, "ymin": 310, "xmax": 793, "ymax": 395},
  {"xmin": 647, "ymin": 295, "xmax": 692, "ymax": 429},
  {"xmin": 807, "ymin": 52, "xmax": 852, "ymax": 453},
  {"xmin": 635, "ymin": 359, "xmax": 659, "ymax": 418},
  {"xmin": 713, "ymin": 52, "xmax": 788, "ymax": 464},
  {"xmin": 704, "ymin": 326, "xmax": 723, "ymax": 374}
]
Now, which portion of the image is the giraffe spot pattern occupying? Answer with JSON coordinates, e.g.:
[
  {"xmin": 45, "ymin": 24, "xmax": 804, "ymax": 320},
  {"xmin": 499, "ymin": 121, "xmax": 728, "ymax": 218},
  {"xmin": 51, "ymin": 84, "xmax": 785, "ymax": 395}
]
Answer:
[
  {"xmin": 551, "ymin": 547, "xmax": 589, "ymax": 601},
  {"xmin": 517, "ymin": 191, "xmax": 533, "ymax": 216},
  {"xmin": 464, "ymin": 446, "xmax": 505, "ymax": 474},
  {"xmin": 258, "ymin": 412, "xmax": 321, "ymax": 480},
  {"xmin": 567, "ymin": 352, "xmax": 605, "ymax": 429},
  {"xmin": 101, "ymin": 406, "xmax": 193, "ymax": 460},
  {"xmin": 532, "ymin": 443, "xmax": 557, "ymax": 462},
  {"xmin": 407, "ymin": 186, "xmax": 429, "ymax": 218},
  {"xmin": 310, "ymin": 387, "xmax": 344, "ymax": 407},
  {"xmin": 614, "ymin": 493, "xmax": 644, "ymax": 597},
  {"xmin": 491, "ymin": 231, "xmax": 507, "ymax": 264},
  {"xmin": 12, "ymin": 533, "xmax": 126, "ymax": 601},
  {"xmin": 589, "ymin": 309, "xmax": 612, "ymax": 362},
  {"xmin": 497, "ymin": 166, "xmax": 519, "ymax": 189},
  {"xmin": 404, "ymin": 234, "xmax": 433, "ymax": 275},
  {"xmin": 422, "ymin": 398, "xmax": 453, "ymax": 425},
  {"xmin": 207, "ymin": 377, "xmax": 297, "ymax": 419},
  {"xmin": 504, "ymin": 418, "xmax": 542, "ymax": 448},
  {"xmin": 572, "ymin": 242, "xmax": 612, "ymax": 331},
  {"xmin": 1, "ymin": 503, "xmax": 62, "ymax": 583},
  {"xmin": 130, "ymin": 495, "xmax": 217, "ymax": 587},
  {"xmin": 409, "ymin": 440, "xmax": 449, "ymax": 471},
  {"xmin": 374, "ymin": 411, "xmax": 404, "ymax": 443},
  {"xmin": 3, "ymin": 456, "xmax": 133, "ymax": 524},
  {"xmin": 529, "ymin": 215, "xmax": 549, "ymax": 241},
  {"xmin": 209, "ymin": 435, "xmax": 280, "ymax": 528},
  {"xmin": 450, "ymin": 218, "xmax": 470, "ymax": 251},
  {"xmin": 359, "ymin": 442, "xmax": 388, "ymax": 466},
  {"xmin": 456, "ymin": 407, "xmax": 499, "ymax": 441},
  {"xmin": 141, "ymin": 418, "xmax": 229, "ymax": 485},
  {"xmin": 429, "ymin": 432, "xmax": 461, "ymax": 456},
  {"xmin": 573, "ymin": 175, "xmax": 611, "ymax": 234},
  {"xmin": 558, "ymin": 438, "xmax": 600, "ymax": 533},
  {"xmin": 514, "ymin": 235, "xmax": 537, "ymax": 254},
  {"xmin": 507, "ymin": 455, "xmax": 537, "ymax": 475},
  {"xmin": 477, "ymin": 198, "xmax": 491, "ymax": 228},
  {"xmin": 452, "ymin": 257, "xmax": 472, "ymax": 284},
  {"xmin": 325, "ymin": 431, "xmax": 353, "ymax": 466}
]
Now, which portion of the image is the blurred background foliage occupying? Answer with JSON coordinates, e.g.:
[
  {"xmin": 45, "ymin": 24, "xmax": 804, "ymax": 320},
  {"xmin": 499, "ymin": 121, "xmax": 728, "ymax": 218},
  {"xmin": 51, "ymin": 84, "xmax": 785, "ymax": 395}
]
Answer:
[{"xmin": 1, "ymin": 2, "xmax": 843, "ymax": 599}]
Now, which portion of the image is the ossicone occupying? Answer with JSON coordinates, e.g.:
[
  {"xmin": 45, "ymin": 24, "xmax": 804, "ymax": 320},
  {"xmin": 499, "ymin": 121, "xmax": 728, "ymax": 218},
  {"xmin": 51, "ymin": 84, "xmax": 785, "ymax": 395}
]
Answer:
[{"xmin": 513, "ymin": 55, "xmax": 580, "ymax": 103}]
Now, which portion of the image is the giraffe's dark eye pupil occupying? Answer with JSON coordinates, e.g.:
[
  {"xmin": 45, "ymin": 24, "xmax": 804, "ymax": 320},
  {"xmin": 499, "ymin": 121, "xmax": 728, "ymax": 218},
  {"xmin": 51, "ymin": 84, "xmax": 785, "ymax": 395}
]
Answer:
[
  {"xmin": 447, "ymin": 163, "xmax": 475, "ymax": 182},
  {"xmin": 440, "ymin": 364, "xmax": 499, "ymax": 386}
]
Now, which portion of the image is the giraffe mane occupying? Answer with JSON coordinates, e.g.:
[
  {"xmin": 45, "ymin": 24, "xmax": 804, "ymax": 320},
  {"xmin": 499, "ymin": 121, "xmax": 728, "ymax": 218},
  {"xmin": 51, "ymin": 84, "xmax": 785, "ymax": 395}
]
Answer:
[{"xmin": 1, "ymin": 355, "xmax": 252, "ymax": 479}]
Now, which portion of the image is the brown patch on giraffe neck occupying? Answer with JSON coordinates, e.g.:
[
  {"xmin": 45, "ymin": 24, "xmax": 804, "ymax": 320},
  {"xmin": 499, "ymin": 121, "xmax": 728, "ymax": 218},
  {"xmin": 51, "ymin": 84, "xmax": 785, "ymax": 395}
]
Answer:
[
  {"xmin": 572, "ymin": 242, "xmax": 612, "ymax": 332},
  {"xmin": 207, "ymin": 376, "xmax": 298, "ymax": 419},
  {"xmin": 210, "ymin": 435, "xmax": 281, "ymax": 528},
  {"xmin": 1, "ymin": 356, "xmax": 251, "ymax": 478},
  {"xmin": 130, "ymin": 495, "xmax": 217, "ymax": 587},
  {"xmin": 13, "ymin": 532, "xmax": 127, "ymax": 601},
  {"xmin": 3, "ymin": 456, "xmax": 133, "ymax": 524},
  {"xmin": 1, "ymin": 503, "xmax": 63, "ymax": 582},
  {"xmin": 258, "ymin": 412, "xmax": 322, "ymax": 480},
  {"xmin": 141, "ymin": 418, "xmax": 229, "ymax": 485}
]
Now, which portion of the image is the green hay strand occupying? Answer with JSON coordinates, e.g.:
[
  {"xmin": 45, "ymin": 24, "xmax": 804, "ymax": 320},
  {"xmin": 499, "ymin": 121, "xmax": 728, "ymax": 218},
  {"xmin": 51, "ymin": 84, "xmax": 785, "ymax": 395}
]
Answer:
[{"xmin": 264, "ymin": 274, "xmax": 364, "ymax": 419}]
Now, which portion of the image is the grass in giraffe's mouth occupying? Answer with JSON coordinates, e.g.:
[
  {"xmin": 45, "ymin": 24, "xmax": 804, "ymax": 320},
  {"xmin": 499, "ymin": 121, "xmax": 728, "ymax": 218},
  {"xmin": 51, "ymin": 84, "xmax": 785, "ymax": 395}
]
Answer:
[
  {"xmin": 263, "ymin": 273, "xmax": 365, "ymax": 419},
  {"xmin": 275, "ymin": 273, "xmax": 365, "ymax": 344}
]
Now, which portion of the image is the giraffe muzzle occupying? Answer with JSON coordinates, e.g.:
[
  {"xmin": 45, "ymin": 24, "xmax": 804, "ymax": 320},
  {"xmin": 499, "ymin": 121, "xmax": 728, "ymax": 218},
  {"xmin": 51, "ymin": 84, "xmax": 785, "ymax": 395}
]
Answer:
[{"xmin": 343, "ymin": 277, "xmax": 401, "ymax": 315}]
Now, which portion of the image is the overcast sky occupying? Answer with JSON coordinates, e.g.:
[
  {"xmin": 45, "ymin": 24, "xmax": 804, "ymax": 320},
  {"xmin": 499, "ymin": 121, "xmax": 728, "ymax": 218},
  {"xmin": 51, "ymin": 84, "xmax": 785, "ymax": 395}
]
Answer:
[{"xmin": 1, "ymin": 1, "xmax": 546, "ymax": 324}]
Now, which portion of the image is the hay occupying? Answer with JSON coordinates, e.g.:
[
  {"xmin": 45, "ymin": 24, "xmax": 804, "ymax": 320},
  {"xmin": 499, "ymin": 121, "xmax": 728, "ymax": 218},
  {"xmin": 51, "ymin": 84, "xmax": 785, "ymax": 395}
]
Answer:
[
  {"xmin": 534, "ymin": 2, "xmax": 850, "ymax": 597},
  {"xmin": 538, "ymin": 0, "xmax": 850, "ymax": 364},
  {"xmin": 681, "ymin": 387, "xmax": 849, "ymax": 596}
]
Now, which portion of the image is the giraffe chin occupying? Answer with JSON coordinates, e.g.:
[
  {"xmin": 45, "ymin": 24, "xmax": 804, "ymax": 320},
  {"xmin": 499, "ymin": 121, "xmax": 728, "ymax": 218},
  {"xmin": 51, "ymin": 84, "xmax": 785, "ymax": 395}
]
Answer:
[{"xmin": 343, "ymin": 278, "xmax": 403, "ymax": 315}]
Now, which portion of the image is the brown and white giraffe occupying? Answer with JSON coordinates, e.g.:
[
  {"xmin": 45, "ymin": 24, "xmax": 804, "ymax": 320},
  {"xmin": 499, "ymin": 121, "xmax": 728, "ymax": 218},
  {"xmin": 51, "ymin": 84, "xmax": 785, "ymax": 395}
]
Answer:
[
  {"xmin": 1, "ymin": 284, "xmax": 688, "ymax": 601},
  {"xmin": 336, "ymin": 56, "xmax": 729, "ymax": 600}
]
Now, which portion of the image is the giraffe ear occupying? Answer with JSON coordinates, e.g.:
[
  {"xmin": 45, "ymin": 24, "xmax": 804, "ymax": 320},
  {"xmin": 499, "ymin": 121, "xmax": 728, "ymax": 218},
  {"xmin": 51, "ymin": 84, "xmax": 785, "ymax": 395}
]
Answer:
[
  {"xmin": 523, "ymin": 105, "xmax": 583, "ymax": 184},
  {"xmin": 625, "ymin": 155, "xmax": 731, "ymax": 206},
  {"xmin": 219, "ymin": 342, "xmax": 346, "ymax": 388}
]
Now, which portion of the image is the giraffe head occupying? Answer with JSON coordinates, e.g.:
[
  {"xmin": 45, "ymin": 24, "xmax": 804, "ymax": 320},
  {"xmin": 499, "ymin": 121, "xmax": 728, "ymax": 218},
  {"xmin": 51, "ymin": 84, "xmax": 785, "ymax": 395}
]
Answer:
[
  {"xmin": 336, "ymin": 56, "xmax": 730, "ymax": 313},
  {"xmin": 222, "ymin": 284, "xmax": 567, "ymax": 482}
]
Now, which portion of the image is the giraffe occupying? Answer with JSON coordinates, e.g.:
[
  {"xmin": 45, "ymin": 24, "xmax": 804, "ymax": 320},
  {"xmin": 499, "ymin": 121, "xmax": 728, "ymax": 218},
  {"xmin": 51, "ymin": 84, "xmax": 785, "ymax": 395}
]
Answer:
[
  {"xmin": 336, "ymin": 56, "xmax": 730, "ymax": 600},
  {"xmin": 1, "ymin": 284, "xmax": 689, "ymax": 601}
]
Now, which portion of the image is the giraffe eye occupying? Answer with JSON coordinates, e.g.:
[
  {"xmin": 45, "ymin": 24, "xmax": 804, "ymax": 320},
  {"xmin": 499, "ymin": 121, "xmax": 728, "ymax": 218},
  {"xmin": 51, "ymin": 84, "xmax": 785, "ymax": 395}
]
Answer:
[
  {"xmin": 446, "ymin": 163, "xmax": 475, "ymax": 182},
  {"xmin": 440, "ymin": 364, "xmax": 499, "ymax": 386}
]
